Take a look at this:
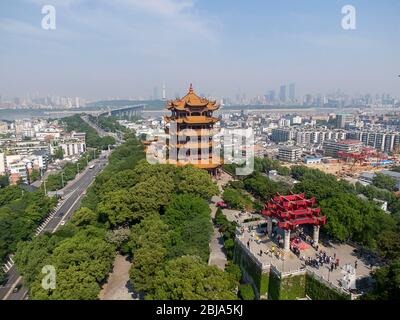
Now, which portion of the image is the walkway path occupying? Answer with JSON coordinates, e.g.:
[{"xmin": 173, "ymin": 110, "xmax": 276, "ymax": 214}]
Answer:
[
  {"xmin": 207, "ymin": 170, "xmax": 234, "ymax": 270},
  {"xmin": 99, "ymin": 255, "xmax": 137, "ymax": 300}
]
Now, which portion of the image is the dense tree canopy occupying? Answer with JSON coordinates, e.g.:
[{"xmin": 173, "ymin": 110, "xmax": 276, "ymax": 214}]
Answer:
[
  {"xmin": 70, "ymin": 207, "xmax": 98, "ymax": 227},
  {"xmin": 0, "ymin": 268, "xmax": 6, "ymax": 285},
  {"xmin": 364, "ymin": 259, "xmax": 400, "ymax": 300},
  {"xmin": 146, "ymin": 256, "xmax": 238, "ymax": 300},
  {"xmin": 21, "ymin": 226, "xmax": 115, "ymax": 300},
  {"xmin": 129, "ymin": 214, "xmax": 170, "ymax": 294},
  {"xmin": 243, "ymin": 172, "xmax": 290, "ymax": 201},
  {"xmin": 0, "ymin": 175, "xmax": 9, "ymax": 188},
  {"xmin": 162, "ymin": 194, "xmax": 212, "ymax": 262},
  {"xmin": 88, "ymin": 115, "xmax": 127, "ymax": 133},
  {"xmin": 288, "ymin": 166, "xmax": 397, "ymax": 249},
  {"xmin": 175, "ymin": 166, "xmax": 219, "ymax": 200},
  {"xmin": 62, "ymin": 115, "xmax": 115, "ymax": 150},
  {"xmin": 0, "ymin": 188, "xmax": 56, "ymax": 262},
  {"xmin": 223, "ymin": 187, "xmax": 252, "ymax": 211},
  {"xmin": 13, "ymin": 125, "xmax": 228, "ymax": 300},
  {"xmin": 372, "ymin": 173, "xmax": 397, "ymax": 192}
]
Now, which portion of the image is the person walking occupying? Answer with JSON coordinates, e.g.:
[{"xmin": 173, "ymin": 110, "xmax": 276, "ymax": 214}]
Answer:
[{"xmin": 355, "ymin": 260, "xmax": 358, "ymax": 269}]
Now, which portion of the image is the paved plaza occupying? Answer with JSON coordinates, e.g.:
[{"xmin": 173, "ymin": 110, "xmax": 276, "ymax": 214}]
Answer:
[{"xmin": 212, "ymin": 197, "xmax": 380, "ymax": 294}]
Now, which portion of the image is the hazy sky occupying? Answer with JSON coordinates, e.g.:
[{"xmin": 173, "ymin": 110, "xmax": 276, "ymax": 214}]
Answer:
[{"xmin": 1, "ymin": 0, "xmax": 400, "ymax": 99}]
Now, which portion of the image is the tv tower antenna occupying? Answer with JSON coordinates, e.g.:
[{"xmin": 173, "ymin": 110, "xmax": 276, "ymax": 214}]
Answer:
[{"xmin": 162, "ymin": 82, "xmax": 166, "ymax": 101}]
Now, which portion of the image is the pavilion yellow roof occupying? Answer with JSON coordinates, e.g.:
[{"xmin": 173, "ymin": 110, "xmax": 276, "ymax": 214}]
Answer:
[
  {"xmin": 167, "ymin": 84, "xmax": 219, "ymax": 111},
  {"xmin": 164, "ymin": 115, "xmax": 219, "ymax": 124}
]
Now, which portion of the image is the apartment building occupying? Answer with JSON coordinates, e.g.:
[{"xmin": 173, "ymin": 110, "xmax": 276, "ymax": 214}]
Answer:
[
  {"xmin": 278, "ymin": 146, "xmax": 302, "ymax": 162},
  {"xmin": 322, "ymin": 139, "xmax": 363, "ymax": 157}
]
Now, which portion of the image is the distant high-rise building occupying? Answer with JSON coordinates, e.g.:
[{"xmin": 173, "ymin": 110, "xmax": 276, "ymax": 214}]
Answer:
[
  {"xmin": 267, "ymin": 90, "xmax": 275, "ymax": 103},
  {"xmin": 153, "ymin": 86, "xmax": 159, "ymax": 100},
  {"xmin": 75, "ymin": 97, "xmax": 80, "ymax": 108},
  {"xmin": 336, "ymin": 114, "xmax": 353, "ymax": 129},
  {"xmin": 162, "ymin": 83, "xmax": 166, "ymax": 101},
  {"xmin": 279, "ymin": 85, "xmax": 286, "ymax": 102},
  {"xmin": 304, "ymin": 94, "xmax": 313, "ymax": 106},
  {"xmin": 289, "ymin": 83, "xmax": 295, "ymax": 101}
]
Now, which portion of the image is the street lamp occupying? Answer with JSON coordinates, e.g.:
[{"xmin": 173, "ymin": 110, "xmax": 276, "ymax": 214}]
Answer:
[{"xmin": 76, "ymin": 162, "xmax": 80, "ymax": 174}]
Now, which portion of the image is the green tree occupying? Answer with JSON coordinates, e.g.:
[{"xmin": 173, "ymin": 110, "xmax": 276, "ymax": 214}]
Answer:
[
  {"xmin": 105, "ymin": 228, "xmax": 131, "ymax": 248},
  {"xmin": 29, "ymin": 170, "xmax": 41, "ymax": 184},
  {"xmin": 70, "ymin": 207, "xmax": 98, "ymax": 227},
  {"xmin": 129, "ymin": 215, "xmax": 170, "ymax": 294},
  {"xmin": 239, "ymin": 284, "xmax": 255, "ymax": 300},
  {"xmin": 243, "ymin": 172, "xmax": 289, "ymax": 200},
  {"xmin": 0, "ymin": 268, "xmax": 6, "ymax": 285},
  {"xmin": 128, "ymin": 176, "xmax": 175, "ymax": 221},
  {"xmin": 53, "ymin": 147, "xmax": 64, "ymax": 160},
  {"xmin": 222, "ymin": 187, "xmax": 252, "ymax": 210},
  {"xmin": 377, "ymin": 231, "xmax": 400, "ymax": 261},
  {"xmin": 50, "ymin": 228, "xmax": 115, "ymax": 282},
  {"xmin": 372, "ymin": 173, "xmax": 397, "ymax": 192},
  {"xmin": 176, "ymin": 166, "xmax": 219, "ymax": 199},
  {"xmin": 0, "ymin": 175, "xmax": 9, "ymax": 188},
  {"xmin": 97, "ymin": 189, "xmax": 133, "ymax": 226},
  {"xmin": 14, "ymin": 234, "xmax": 63, "ymax": 286},
  {"xmin": 30, "ymin": 266, "xmax": 100, "ymax": 300},
  {"xmin": 364, "ymin": 259, "xmax": 400, "ymax": 300},
  {"xmin": 162, "ymin": 194, "xmax": 213, "ymax": 262},
  {"xmin": 146, "ymin": 256, "xmax": 238, "ymax": 300}
]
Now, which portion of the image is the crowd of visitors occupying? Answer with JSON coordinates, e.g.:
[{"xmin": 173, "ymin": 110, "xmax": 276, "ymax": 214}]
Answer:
[{"xmin": 301, "ymin": 250, "xmax": 340, "ymax": 271}]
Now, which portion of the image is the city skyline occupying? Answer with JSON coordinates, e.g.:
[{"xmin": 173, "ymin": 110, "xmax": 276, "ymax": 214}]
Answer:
[{"xmin": 1, "ymin": 1, "xmax": 400, "ymax": 98}]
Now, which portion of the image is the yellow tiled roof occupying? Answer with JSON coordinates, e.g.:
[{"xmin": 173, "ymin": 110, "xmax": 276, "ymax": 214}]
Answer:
[{"xmin": 166, "ymin": 84, "xmax": 219, "ymax": 111}]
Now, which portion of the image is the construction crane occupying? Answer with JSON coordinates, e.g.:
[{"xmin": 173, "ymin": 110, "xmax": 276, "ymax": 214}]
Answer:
[{"xmin": 337, "ymin": 147, "xmax": 389, "ymax": 170}]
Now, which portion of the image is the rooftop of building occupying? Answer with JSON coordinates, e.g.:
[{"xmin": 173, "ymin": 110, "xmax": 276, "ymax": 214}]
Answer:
[
  {"xmin": 360, "ymin": 170, "xmax": 400, "ymax": 181},
  {"xmin": 167, "ymin": 84, "xmax": 219, "ymax": 111},
  {"xmin": 334, "ymin": 139, "xmax": 363, "ymax": 145},
  {"xmin": 278, "ymin": 145, "xmax": 302, "ymax": 151}
]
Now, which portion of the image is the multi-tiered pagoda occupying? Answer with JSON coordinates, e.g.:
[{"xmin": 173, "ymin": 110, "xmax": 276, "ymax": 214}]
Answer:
[{"xmin": 164, "ymin": 84, "xmax": 221, "ymax": 174}]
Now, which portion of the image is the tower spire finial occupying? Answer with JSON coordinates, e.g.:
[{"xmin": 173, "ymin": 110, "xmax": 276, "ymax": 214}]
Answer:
[{"xmin": 189, "ymin": 83, "xmax": 193, "ymax": 93}]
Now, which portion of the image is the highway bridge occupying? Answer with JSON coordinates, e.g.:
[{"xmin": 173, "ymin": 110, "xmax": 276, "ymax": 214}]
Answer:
[
  {"xmin": 44, "ymin": 104, "xmax": 145, "ymax": 119},
  {"xmin": 96, "ymin": 104, "xmax": 145, "ymax": 119}
]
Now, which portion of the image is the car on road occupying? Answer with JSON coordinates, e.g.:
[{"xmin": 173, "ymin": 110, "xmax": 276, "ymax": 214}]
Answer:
[
  {"xmin": 89, "ymin": 164, "xmax": 95, "ymax": 169},
  {"xmin": 60, "ymin": 220, "xmax": 66, "ymax": 226},
  {"xmin": 13, "ymin": 283, "xmax": 22, "ymax": 293}
]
